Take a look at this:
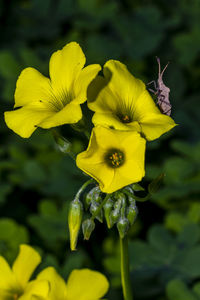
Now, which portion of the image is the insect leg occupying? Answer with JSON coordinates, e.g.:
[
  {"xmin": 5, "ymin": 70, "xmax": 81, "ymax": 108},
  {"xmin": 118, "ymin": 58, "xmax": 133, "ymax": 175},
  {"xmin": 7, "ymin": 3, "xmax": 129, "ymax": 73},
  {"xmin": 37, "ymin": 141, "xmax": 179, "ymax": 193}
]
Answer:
[
  {"xmin": 148, "ymin": 88, "xmax": 158, "ymax": 95},
  {"xmin": 147, "ymin": 80, "xmax": 157, "ymax": 89}
]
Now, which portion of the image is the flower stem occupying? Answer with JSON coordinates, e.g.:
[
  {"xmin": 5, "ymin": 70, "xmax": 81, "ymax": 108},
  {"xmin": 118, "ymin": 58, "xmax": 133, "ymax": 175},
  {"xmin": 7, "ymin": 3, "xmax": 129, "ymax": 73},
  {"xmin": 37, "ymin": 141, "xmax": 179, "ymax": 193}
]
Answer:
[
  {"xmin": 91, "ymin": 194, "xmax": 110, "ymax": 221},
  {"xmin": 75, "ymin": 179, "xmax": 95, "ymax": 201},
  {"xmin": 120, "ymin": 236, "xmax": 133, "ymax": 300},
  {"xmin": 123, "ymin": 189, "xmax": 150, "ymax": 202}
]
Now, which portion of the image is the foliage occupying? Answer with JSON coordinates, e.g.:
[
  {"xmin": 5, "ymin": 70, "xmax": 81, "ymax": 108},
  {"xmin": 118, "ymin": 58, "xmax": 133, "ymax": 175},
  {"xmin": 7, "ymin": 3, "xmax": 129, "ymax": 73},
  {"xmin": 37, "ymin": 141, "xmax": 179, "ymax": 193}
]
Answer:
[{"xmin": 0, "ymin": 0, "xmax": 200, "ymax": 299}]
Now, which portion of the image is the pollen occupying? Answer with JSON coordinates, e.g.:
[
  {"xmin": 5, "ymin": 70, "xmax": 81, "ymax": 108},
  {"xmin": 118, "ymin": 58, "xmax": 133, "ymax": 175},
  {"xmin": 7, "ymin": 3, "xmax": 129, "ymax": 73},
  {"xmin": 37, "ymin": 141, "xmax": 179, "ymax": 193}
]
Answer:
[
  {"xmin": 105, "ymin": 149, "xmax": 125, "ymax": 168},
  {"xmin": 122, "ymin": 115, "xmax": 130, "ymax": 122},
  {"xmin": 118, "ymin": 114, "xmax": 132, "ymax": 123}
]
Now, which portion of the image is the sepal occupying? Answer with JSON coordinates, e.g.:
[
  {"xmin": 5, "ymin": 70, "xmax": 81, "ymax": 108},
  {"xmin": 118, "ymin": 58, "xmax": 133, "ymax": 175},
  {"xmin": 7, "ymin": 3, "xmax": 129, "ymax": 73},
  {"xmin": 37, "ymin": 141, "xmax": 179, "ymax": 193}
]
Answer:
[{"xmin": 82, "ymin": 219, "xmax": 95, "ymax": 240}]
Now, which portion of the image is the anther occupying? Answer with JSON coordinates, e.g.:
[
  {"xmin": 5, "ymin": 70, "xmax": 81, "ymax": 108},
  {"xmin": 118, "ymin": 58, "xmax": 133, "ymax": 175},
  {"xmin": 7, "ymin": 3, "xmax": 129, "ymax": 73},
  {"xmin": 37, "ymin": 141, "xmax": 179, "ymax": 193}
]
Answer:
[{"xmin": 105, "ymin": 149, "xmax": 125, "ymax": 168}]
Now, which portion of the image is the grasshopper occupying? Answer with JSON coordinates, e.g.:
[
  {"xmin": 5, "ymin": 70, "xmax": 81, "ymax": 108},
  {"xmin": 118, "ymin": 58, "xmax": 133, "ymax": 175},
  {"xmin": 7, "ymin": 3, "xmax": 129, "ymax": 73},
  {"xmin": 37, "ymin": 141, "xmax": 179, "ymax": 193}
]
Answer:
[{"xmin": 148, "ymin": 57, "xmax": 171, "ymax": 116}]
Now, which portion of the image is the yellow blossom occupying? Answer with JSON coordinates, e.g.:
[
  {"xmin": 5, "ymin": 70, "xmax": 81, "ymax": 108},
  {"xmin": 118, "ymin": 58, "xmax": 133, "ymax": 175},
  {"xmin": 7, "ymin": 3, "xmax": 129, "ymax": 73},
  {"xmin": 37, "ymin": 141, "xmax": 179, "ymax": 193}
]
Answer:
[
  {"xmin": 0, "ymin": 244, "xmax": 49, "ymax": 300},
  {"xmin": 36, "ymin": 267, "xmax": 109, "ymax": 300},
  {"xmin": 76, "ymin": 126, "xmax": 146, "ymax": 193},
  {"xmin": 4, "ymin": 42, "xmax": 101, "ymax": 138},
  {"xmin": 88, "ymin": 60, "xmax": 176, "ymax": 141}
]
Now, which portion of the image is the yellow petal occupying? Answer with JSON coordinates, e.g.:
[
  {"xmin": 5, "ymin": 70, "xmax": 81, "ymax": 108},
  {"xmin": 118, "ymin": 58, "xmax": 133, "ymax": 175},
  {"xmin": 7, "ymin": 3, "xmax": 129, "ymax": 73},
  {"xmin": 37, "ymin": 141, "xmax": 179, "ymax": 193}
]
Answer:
[
  {"xmin": 76, "ymin": 127, "xmax": 114, "ymax": 190},
  {"xmin": 88, "ymin": 76, "xmax": 119, "ymax": 113},
  {"xmin": 4, "ymin": 103, "xmax": 54, "ymax": 138},
  {"xmin": 120, "ymin": 130, "xmax": 146, "ymax": 162},
  {"xmin": 14, "ymin": 67, "xmax": 53, "ymax": 108},
  {"xmin": 77, "ymin": 159, "xmax": 114, "ymax": 192},
  {"xmin": 133, "ymin": 90, "xmax": 161, "ymax": 120},
  {"xmin": 92, "ymin": 112, "xmax": 141, "ymax": 131},
  {"xmin": 73, "ymin": 64, "xmax": 101, "ymax": 104},
  {"xmin": 12, "ymin": 245, "xmax": 41, "ymax": 290},
  {"xmin": 30, "ymin": 297, "xmax": 45, "ymax": 300},
  {"xmin": 0, "ymin": 289, "xmax": 16, "ymax": 300},
  {"xmin": 87, "ymin": 74, "xmax": 107, "ymax": 100},
  {"xmin": 38, "ymin": 102, "xmax": 82, "ymax": 128},
  {"xmin": 66, "ymin": 269, "xmax": 109, "ymax": 300},
  {"xmin": 132, "ymin": 90, "xmax": 177, "ymax": 140},
  {"xmin": 36, "ymin": 267, "xmax": 67, "ymax": 300},
  {"xmin": 92, "ymin": 126, "xmax": 121, "ymax": 150},
  {"xmin": 103, "ymin": 60, "xmax": 145, "ymax": 106},
  {"xmin": 49, "ymin": 42, "xmax": 86, "ymax": 94},
  {"xmin": 139, "ymin": 113, "xmax": 177, "ymax": 141},
  {"xmin": 30, "ymin": 297, "xmax": 46, "ymax": 300},
  {"xmin": 0, "ymin": 257, "xmax": 19, "ymax": 292},
  {"xmin": 19, "ymin": 280, "xmax": 50, "ymax": 300}
]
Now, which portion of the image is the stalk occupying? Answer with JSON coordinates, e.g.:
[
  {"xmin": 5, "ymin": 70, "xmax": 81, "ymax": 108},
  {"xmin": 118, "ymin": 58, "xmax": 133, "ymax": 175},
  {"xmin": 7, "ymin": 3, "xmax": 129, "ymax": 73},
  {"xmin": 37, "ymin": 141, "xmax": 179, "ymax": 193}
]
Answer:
[{"xmin": 120, "ymin": 236, "xmax": 133, "ymax": 300}]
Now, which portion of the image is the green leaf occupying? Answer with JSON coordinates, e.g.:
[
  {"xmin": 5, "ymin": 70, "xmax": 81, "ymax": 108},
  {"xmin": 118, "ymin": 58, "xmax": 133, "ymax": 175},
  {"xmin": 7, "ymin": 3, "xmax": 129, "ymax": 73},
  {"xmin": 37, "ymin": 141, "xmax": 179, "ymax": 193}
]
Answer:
[
  {"xmin": 0, "ymin": 51, "xmax": 20, "ymax": 78},
  {"xmin": 0, "ymin": 219, "xmax": 29, "ymax": 263},
  {"xmin": 167, "ymin": 279, "xmax": 198, "ymax": 300},
  {"xmin": 28, "ymin": 200, "xmax": 69, "ymax": 248}
]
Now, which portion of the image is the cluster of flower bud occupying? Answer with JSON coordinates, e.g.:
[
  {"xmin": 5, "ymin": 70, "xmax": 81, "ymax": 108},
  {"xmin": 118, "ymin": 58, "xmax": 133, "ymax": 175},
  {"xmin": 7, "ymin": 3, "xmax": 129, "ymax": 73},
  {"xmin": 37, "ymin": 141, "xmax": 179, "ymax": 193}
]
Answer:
[
  {"xmin": 103, "ymin": 189, "xmax": 138, "ymax": 238},
  {"xmin": 68, "ymin": 182, "xmax": 139, "ymax": 250}
]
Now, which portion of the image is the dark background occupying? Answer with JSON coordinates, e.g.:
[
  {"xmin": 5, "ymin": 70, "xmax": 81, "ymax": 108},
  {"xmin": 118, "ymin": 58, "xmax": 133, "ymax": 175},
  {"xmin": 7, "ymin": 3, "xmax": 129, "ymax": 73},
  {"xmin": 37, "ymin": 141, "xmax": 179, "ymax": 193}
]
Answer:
[{"xmin": 0, "ymin": 0, "xmax": 200, "ymax": 299}]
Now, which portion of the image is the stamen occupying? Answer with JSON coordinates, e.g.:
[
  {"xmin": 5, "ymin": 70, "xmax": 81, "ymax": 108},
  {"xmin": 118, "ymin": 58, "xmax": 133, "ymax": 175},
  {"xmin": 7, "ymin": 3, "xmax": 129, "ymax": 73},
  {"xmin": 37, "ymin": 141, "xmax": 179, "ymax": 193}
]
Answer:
[
  {"xmin": 105, "ymin": 149, "xmax": 125, "ymax": 168},
  {"xmin": 118, "ymin": 113, "xmax": 132, "ymax": 123},
  {"xmin": 122, "ymin": 115, "xmax": 130, "ymax": 123}
]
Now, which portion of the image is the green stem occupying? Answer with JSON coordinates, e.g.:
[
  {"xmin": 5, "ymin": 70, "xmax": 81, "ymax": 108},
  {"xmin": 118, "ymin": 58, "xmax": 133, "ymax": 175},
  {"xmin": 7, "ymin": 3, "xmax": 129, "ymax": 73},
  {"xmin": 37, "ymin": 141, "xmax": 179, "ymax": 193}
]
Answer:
[
  {"xmin": 75, "ymin": 179, "xmax": 95, "ymax": 201},
  {"xmin": 123, "ymin": 189, "xmax": 150, "ymax": 202},
  {"xmin": 120, "ymin": 236, "xmax": 133, "ymax": 300},
  {"xmin": 91, "ymin": 194, "xmax": 110, "ymax": 221},
  {"xmin": 84, "ymin": 130, "xmax": 91, "ymax": 140}
]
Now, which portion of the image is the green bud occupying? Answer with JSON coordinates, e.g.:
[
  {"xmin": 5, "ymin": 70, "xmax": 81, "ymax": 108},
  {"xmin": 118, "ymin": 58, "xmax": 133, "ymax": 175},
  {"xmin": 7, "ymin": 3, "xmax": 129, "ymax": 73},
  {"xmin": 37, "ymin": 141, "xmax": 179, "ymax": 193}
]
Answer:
[
  {"xmin": 125, "ymin": 187, "xmax": 135, "ymax": 206},
  {"xmin": 82, "ymin": 219, "xmax": 95, "ymax": 240},
  {"xmin": 127, "ymin": 204, "xmax": 138, "ymax": 225},
  {"xmin": 131, "ymin": 183, "xmax": 145, "ymax": 192},
  {"xmin": 85, "ymin": 186, "xmax": 102, "ymax": 208},
  {"xmin": 117, "ymin": 218, "xmax": 129, "ymax": 238},
  {"xmin": 90, "ymin": 202, "xmax": 103, "ymax": 222},
  {"xmin": 68, "ymin": 200, "xmax": 83, "ymax": 251},
  {"xmin": 71, "ymin": 116, "xmax": 89, "ymax": 133},
  {"xmin": 52, "ymin": 130, "xmax": 72, "ymax": 154},
  {"xmin": 109, "ymin": 198, "xmax": 122, "ymax": 228},
  {"xmin": 103, "ymin": 198, "xmax": 114, "ymax": 228}
]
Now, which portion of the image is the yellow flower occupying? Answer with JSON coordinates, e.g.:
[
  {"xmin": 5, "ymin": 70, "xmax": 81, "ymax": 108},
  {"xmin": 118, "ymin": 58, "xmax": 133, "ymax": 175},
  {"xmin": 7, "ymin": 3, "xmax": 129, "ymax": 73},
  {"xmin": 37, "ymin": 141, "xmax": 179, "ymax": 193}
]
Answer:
[
  {"xmin": 0, "ymin": 244, "xmax": 49, "ymax": 300},
  {"xmin": 4, "ymin": 42, "xmax": 101, "ymax": 138},
  {"xmin": 76, "ymin": 126, "xmax": 146, "ymax": 193},
  {"xmin": 88, "ymin": 60, "xmax": 176, "ymax": 141},
  {"xmin": 36, "ymin": 267, "xmax": 109, "ymax": 300}
]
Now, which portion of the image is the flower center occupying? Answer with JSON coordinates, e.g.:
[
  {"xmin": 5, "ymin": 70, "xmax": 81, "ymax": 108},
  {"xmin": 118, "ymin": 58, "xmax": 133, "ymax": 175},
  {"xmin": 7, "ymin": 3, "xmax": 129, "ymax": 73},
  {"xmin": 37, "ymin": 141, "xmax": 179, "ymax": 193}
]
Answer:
[
  {"xmin": 105, "ymin": 149, "xmax": 125, "ymax": 168},
  {"xmin": 13, "ymin": 294, "xmax": 18, "ymax": 300},
  {"xmin": 118, "ymin": 114, "xmax": 132, "ymax": 123}
]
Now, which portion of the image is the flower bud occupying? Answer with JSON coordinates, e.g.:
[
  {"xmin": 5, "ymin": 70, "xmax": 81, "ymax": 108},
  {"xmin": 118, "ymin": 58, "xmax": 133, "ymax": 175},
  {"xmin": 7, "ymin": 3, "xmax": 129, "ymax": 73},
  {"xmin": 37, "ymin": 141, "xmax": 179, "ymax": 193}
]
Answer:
[
  {"xmin": 117, "ymin": 218, "xmax": 129, "ymax": 238},
  {"xmin": 109, "ymin": 198, "xmax": 122, "ymax": 228},
  {"xmin": 148, "ymin": 173, "xmax": 165, "ymax": 194},
  {"xmin": 125, "ymin": 187, "xmax": 135, "ymax": 206},
  {"xmin": 68, "ymin": 200, "xmax": 83, "ymax": 251},
  {"xmin": 85, "ymin": 186, "xmax": 102, "ymax": 208},
  {"xmin": 82, "ymin": 219, "xmax": 95, "ymax": 240},
  {"xmin": 103, "ymin": 198, "xmax": 114, "ymax": 228},
  {"xmin": 127, "ymin": 204, "xmax": 138, "ymax": 225},
  {"xmin": 90, "ymin": 202, "xmax": 103, "ymax": 222},
  {"xmin": 52, "ymin": 130, "xmax": 72, "ymax": 154},
  {"xmin": 131, "ymin": 183, "xmax": 145, "ymax": 192},
  {"xmin": 71, "ymin": 116, "xmax": 88, "ymax": 133}
]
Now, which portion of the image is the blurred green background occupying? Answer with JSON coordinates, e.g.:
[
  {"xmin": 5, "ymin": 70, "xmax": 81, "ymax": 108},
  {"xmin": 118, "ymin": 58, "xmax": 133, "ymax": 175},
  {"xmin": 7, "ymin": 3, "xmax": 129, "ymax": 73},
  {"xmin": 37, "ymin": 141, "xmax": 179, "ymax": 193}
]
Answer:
[{"xmin": 0, "ymin": 0, "xmax": 200, "ymax": 299}]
